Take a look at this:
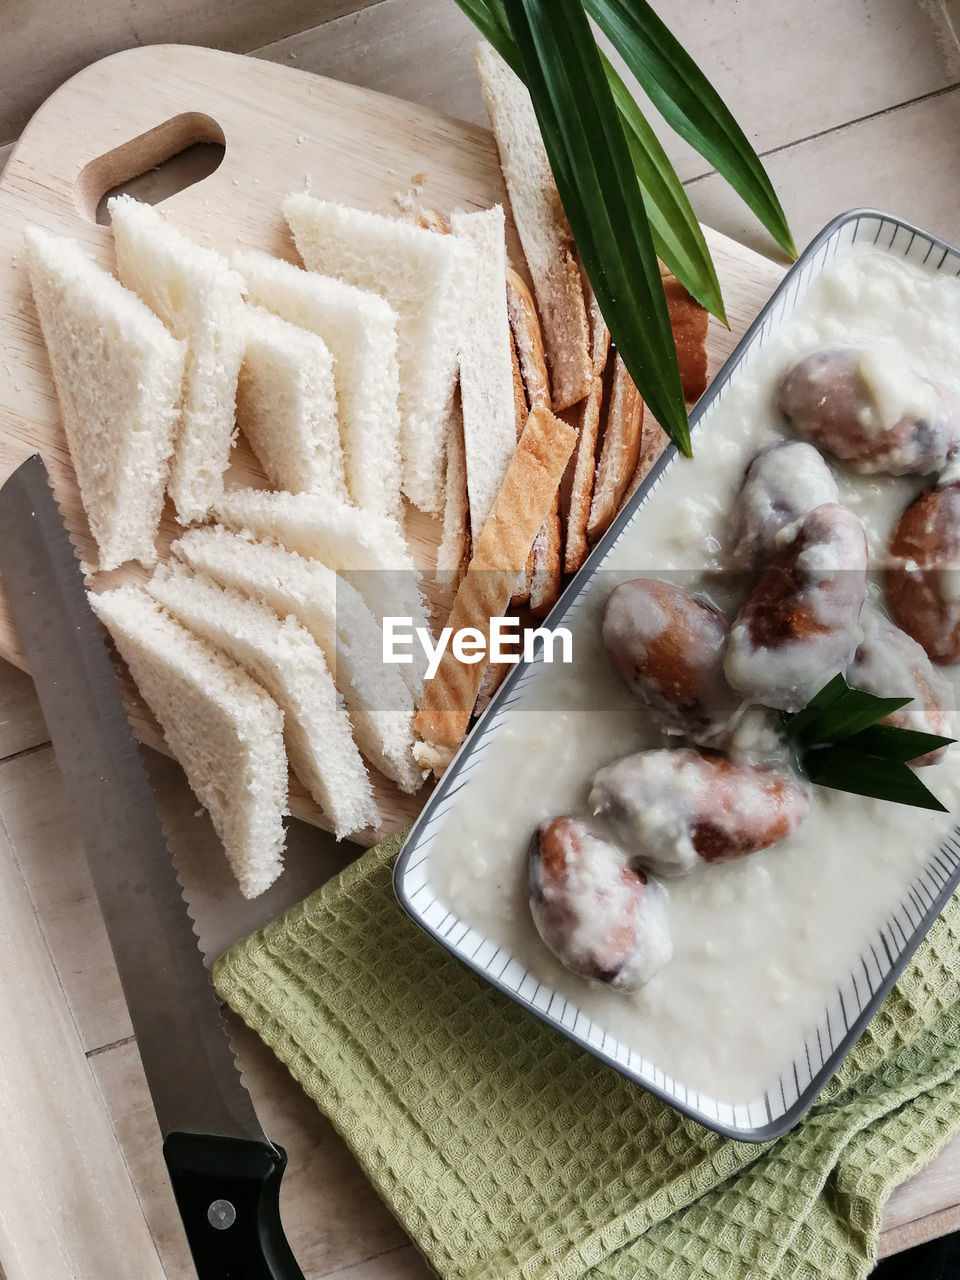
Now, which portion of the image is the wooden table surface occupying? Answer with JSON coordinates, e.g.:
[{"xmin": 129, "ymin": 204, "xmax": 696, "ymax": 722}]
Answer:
[{"xmin": 4, "ymin": 1, "xmax": 960, "ymax": 1275}]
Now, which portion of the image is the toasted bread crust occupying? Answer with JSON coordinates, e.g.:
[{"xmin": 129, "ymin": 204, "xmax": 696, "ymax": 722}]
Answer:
[
  {"xmin": 436, "ymin": 391, "xmax": 471, "ymax": 584},
  {"xmin": 473, "ymin": 659, "xmax": 512, "ymax": 719},
  {"xmin": 506, "ymin": 268, "xmax": 551, "ymax": 410},
  {"xmin": 587, "ymin": 354, "xmax": 645, "ymax": 542},
  {"xmin": 664, "ymin": 276, "xmax": 709, "ymax": 402},
  {"xmin": 507, "ymin": 267, "xmax": 561, "ymax": 610},
  {"xmin": 510, "ymin": 330, "xmax": 529, "ymax": 436},
  {"xmin": 415, "ymin": 406, "xmax": 577, "ymax": 750},
  {"xmin": 530, "ymin": 497, "xmax": 563, "ymax": 616},
  {"xmin": 509, "ymin": 331, "xmax": 532, "ymax": 606},
  {"xmin": 621, "ymin": 413, "xmax": 671, "ymax": 515},
  {"xmin": 416, "ymin": 209, "xmax": 451, "ymax": 234},
  {"xmin": 564, "ymin": 292, "xmax": 611, "ymax": 574}
]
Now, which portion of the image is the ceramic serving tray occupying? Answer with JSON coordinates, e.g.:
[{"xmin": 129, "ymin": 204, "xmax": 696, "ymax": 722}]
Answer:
[{"xmin": 394, "ymin": 209, "xmax": 960, "ymax": 1142}]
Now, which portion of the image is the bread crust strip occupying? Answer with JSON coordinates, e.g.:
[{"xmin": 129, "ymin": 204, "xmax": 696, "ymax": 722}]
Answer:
[
  {"xmin": 563, "ymin": 292, "xmax": 611, "ymax": 574},
  {"xmin": 436, "ymin": 389, "xmax": 470, "ymax": 585},
  {"xmin": 505, "ymin": 268, "xmax": 563, "ymax": 615},
  {"xmin": 508, "ymin": 331, "xmax": 532, "ymax": 606},
  {"xmin": 664, "ymin": 275, "xmax": 709, "ymax": 402},
  {"xmin": 506, "ymin": 269, "xmax": 551, "ymax": 411},
  {"xmin": 593, "ymin": 277, "xmax": 707, "ymax": 534},
  {"xmin": 414, "ymin": 405, "xmax": 577, "ymax": 754},
  {"xmin": 587, "ymin": 353, "xmax": 644, "ymax": 542},
  {"xmin": 510, "ymin": 329, "xmax": 529, "ymax": 431}
]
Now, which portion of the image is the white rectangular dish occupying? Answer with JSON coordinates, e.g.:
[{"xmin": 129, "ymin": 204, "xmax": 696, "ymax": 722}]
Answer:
[{"xmin": 395, "ymin": 209, "xmax": 960, "ymax": 1143}]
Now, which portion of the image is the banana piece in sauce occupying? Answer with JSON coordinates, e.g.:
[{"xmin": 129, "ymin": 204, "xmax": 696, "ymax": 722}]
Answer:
[
  {"xmin": 590, "ymin": 748, "xmax": 809, "ymax": 877},
  {"xmin": 724, "ymin": 502, "xmax": 868, "ymax": 712},
  {"xmin": 528, "ymin": 816, "xmax": 672, "ymax": 989},
  {"xmin": 886, "ymin": 481, "xmax": 960, "ymax": 665},
  {"xmin": 777, "ymin": 346, "xmax": 960, "ymax": 475},
  {"xmin": 733, "ymin": 440, "xmax": 839, "ymax": 565},
  {"xmin": 602, "ymin": 578, "xmax": 740, "ymax": 742},
  {"xmin": 848, "ymin": 606, "xmax": 955, "ymax": 764}
]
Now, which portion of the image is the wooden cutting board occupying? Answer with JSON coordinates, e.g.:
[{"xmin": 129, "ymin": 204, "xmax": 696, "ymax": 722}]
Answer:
[{"xmin": 0, "ymin": 43, "xmax": 786, "ymax": 844}]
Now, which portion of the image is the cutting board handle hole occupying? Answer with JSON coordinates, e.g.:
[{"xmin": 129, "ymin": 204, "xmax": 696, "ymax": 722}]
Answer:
[{"xmin": 75, "ymin": 113, "xmax": 226, "ymax": 225}]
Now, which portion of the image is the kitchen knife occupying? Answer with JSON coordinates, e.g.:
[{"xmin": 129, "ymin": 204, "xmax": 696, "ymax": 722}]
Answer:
[{"xmin": 0, "ymin": 455, "xmax": 304, "ymax": 1280}]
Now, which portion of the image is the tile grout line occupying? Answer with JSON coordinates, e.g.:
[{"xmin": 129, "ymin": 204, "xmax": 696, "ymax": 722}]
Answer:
[
  {"xmin": 316, "ymin": 1242, "xmax": 416, "ymax": 1280},
  {"xmin": 251, "ymin": 0, "xmax": 394, "ymax": 58},
  {"xmin": 86, "ymin": 1034, "xmax": 137, "ymax": 1060},
  {"xmin": 0, "ymin": 787, "xmax": 103, "ymax": 1086},
  {"xmin": 5, "ymin": 27, "xmax": 958, "ymax": 163},
  {"xmin": 683, "ymin": 79, "xmax": 960, "ymax": 188},
  {"xmin": 82, "ymin": 1030, "xmax": 174, "ymax": 1270},
  {"xmin": 0, "ymin": 738, "xmax": 51, "ymax": 768}
]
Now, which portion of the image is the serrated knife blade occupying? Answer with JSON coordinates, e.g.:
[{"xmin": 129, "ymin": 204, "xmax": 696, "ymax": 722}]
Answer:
[{"xmin": 0, "ymin": 455, "xmax": 303, "ymax": 1280}]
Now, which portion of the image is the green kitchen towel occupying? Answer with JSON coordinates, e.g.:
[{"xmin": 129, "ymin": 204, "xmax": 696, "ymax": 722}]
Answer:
[{"xmin": 213, "ymin": 829, "xmax": 960, "ymax": 1280}]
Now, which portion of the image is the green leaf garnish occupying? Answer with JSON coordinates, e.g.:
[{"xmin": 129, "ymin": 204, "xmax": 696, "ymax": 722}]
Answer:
[
  {"xmin": 502, "ymin": 0, "xmax": 691, "ymax": 452},
  {"xmin": 604, "ymin": 60, "xmax": 727, "ymax": 322},
  {"xmin": 583, "ymin": 0, "xmax": 796, "ymax": 259},
  {"xmin": 847, "ymin": 725, "xmax": 956, "ymax": 764},
  {"xmin": 802, "ymin": 746, "xmax": 948, "ymax": 813},
  {"xmin": 784, "ymin": 674, "xmax": 912, "ymax": 749},
  {"xmin": 783, "ymin": 675, "xmax": 955, "ymax": 812}
]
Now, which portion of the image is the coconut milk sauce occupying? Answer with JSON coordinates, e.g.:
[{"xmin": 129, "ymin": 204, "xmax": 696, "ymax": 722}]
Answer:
[{"xmin": 431, "ymin": 246, "xmax": 960, "ymax": 1101}]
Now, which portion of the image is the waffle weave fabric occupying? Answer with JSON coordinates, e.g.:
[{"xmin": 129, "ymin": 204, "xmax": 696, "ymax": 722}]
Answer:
[{"xmin": 213, "ymin": 828, "xmax": 960, "ymax": 1280}]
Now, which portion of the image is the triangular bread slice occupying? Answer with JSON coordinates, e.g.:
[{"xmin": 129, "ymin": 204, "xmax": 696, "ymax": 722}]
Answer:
[
  {"xmin": 172, "ymin": 527, "xmax": 424, "ymax": 794},
  {"xmin": 214, "ymin": 487, "xmax": 429, "ymax": 698},
  {"xmin": 475, "ymin": 44, "xmax": 591, "ymax": 411},
  {"xmin": 237, "ymin": 305, "xmax": 347, "ymax": 499},
  {"xmin": 90, "ymin": 585, "xmax": 287, "ymax": 897},
  {"xmin": 147, "ymin": 565, "xmax": 377, "ymax": 839},
  {"xmin": 23, "ymin": 226, "xmax": 185, "ymax": 571},
  {"xmin": 284, "ymin": 193, "xmax": 474, "ymax": 514},
  {"xmin": 233, "ymin": 248, "xmax": 402, "ymax": 520},
  {"xmin": 449, "ymin": 206, "xmax": 517, "ymax": 542},
  {"xmin": 108, "ymin": 195, "xmax": 245, "ymax": 524}
]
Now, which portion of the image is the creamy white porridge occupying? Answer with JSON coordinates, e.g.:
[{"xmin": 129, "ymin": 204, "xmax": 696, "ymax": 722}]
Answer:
[{"xmin": 431, "ymin": 244, "xmax": 960, "ymax": 1101}]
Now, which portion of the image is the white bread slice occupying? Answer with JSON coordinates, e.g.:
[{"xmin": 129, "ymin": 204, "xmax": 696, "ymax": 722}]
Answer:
[
  {"xmin": 475, "ymin": 43, "xmax": 591, "ymax": 411},
  {"xmin": 108, "ymin": 196, "xmax": 245, "ymax": 524},
  {"xmin": 172, "ymin": 527, "xmax": 424, "ymax": 794},
  {"xmin": 237, "ymin": 305, "xmax": 347, "ymax": 500},
  {"xmin": 449, "ymin": 206, "xmax": 517, "ymax": 543},
  {"xmin": 214, "ymin": 487, "xmax": 429, "ymax": 699},
  {"xmin": 234, "ymin": 248, "xmax": 402, "ymax": 520},
  {"xmin": 284, "ymin": 193, "xmax": 474, "ymax": 514},
  {"xmin": 90, "ymin": 585, "xmax": 287, "ymax": 898},
  {"xmin": 23, "ymin": 227, "xmax": 185, "ymax": 571},
  {"xmin": 148, "ymin": 565, "xmax": 377, "ymax": 839}
]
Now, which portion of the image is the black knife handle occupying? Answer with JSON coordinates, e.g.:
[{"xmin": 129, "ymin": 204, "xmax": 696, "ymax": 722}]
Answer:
[{"xmin": 163, "ymin": 1133, "xmax": 305, "ymax": 1279}]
